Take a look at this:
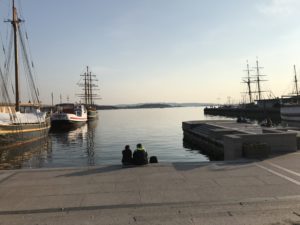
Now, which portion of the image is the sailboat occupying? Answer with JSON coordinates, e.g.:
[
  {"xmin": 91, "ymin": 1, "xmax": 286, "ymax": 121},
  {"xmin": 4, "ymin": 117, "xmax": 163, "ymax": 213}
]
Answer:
[
  {"xmin": 0, "ymin": 0, "xmax": 50, "ymax": 150},
  {"xmin": 280, "ymin": 65, "xmax": 300, "ymax": 122},
  {"xmin": 77, "ymin": 66, "xmax": 100, "ymax": 120}
]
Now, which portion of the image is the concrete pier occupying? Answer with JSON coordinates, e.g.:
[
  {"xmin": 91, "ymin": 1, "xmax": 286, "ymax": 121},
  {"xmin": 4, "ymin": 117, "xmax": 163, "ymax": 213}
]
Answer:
[
  {"xmin": 2, "ymin": 154, "xmax": 300, "ymax": 224},
  {"xmin": 183, "ymin": 120, "xmax": 299, "ymax": 160}
]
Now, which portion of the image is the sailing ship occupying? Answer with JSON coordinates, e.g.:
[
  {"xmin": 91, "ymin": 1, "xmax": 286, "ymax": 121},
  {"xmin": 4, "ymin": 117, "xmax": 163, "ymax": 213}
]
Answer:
[
  {"xmin": 50, "ymin": 103, "xmax": 87, "ymax": 128},
  {"xmin": 204, "ymin": 59, "xmax": 281, "ymax": 120},
  {"xmin": 0, "ymin": 0, "xmax": 50, "ymax": 150},
  {"xmin": 242, "ymin": 59, "xmax": 268, "ymax": 105},
  {"xmin": 280, "ymin": 65, "xmax": 300, "ymax": 122},
  {"xmin": 77, "ymin": 66, "xmax": 100, "ymax": 120}
]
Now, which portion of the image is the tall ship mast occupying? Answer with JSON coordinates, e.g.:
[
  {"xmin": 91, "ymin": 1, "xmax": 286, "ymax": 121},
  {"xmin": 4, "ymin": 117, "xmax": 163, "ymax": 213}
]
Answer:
[
  {"xmin": 12, "ymin": 0, "xmax": 20, "ymax": 111},
  {"xmin": 77, "ymin": 66, "xmax": 101, "ymax": 120},
  {"xmin": 280, "ymin": 65, "xmax": 300, "ymax": 122},
  {"xmin": 0, "ymin": 0, "xmax": 50, "ymax": 151},
  {"xmin": 252, "ymin": 59, "xmax": 267, "ymax": 101},
  {"xmin": 242, "ymin": 61, "xmax": 253, "ymax": 104},
  {"xmin": 293, "ymin": 65, "xmax": 299, "ymax": 97},
  {"xmin": 242, "ymin": 59, "xmax": 270, "ymax": 104}
]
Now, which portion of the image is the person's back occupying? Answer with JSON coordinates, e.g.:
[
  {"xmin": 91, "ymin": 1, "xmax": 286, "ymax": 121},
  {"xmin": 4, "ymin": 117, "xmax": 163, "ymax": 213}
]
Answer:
[
  {"xmin": 133, "ymin": 143, "xmax": 148, "ymax": 165},
  {"xmin": 122, "ymin": 145, "xmax": 132, "ymax": 165}
]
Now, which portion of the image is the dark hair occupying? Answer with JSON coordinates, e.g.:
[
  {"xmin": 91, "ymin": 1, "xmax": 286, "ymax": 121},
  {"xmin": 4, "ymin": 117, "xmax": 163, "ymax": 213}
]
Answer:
[
  {"xmin": 125, "ymin": 145, "xmax": 130, "ymax": 150},
  {"xmin": 137, "ymin": 143, "xmax": 142, "ymax": 148}
]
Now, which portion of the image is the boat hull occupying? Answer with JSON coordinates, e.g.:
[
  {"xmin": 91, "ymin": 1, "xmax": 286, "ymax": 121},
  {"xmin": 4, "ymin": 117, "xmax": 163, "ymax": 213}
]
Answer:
[
  {"xmin": 0, "ymin": 119, "xmax": 50, "ymax": 151},
  {"xmin": 51, "ymin": 119, "xmax": 87, "ymax": 129},
  {"xmin": 51, "ymin": 112, "xmax": 87, "ymax": 130},
  {"xmin": 87, "ymin": 109, "xmax": 98, "ymax": 120},
  {"xmin": 280, "ymin": 104, "xmax": 300, "ymax": 121}
]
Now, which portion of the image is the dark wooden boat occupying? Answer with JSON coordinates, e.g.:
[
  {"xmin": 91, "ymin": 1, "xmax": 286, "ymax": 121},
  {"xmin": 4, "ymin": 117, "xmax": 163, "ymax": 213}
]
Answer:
[{"xmin": 87, "ymin": 106, "xmax": 97, "ymax": 120}]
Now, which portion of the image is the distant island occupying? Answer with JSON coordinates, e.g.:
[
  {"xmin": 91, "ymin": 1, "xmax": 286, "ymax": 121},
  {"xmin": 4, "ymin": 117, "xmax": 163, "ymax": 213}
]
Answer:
[{"xmin": 96, "ymin": 103, "xmax": 215, "ymax": 110}]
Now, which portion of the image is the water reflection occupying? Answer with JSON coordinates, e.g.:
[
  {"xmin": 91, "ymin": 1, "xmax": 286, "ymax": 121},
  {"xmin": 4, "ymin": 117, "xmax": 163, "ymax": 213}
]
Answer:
[
  {"xmin": 49, "ymin": 121, "xmax": 97, "ymax": 167},
  {"xmin": 86, "ymin": 120, "xmax": 97, "ymax": 165},
  {"xmin": 50, "ymin": 125, "xmax": 87, "ymax": 146},
  {"xmin": 0, "ymin": 107, "xmax": 218, "ymax": 169},
  {"xmin": 0, "ymin": 121, "xmax": 98, "ymax": 169},
  {"xmin": 182, "ymin": 138, "xmax": 222, "ymax": 161},
  {"xmin": 0, "ymin": 137, "xmax": 51, "ymax": 169}
]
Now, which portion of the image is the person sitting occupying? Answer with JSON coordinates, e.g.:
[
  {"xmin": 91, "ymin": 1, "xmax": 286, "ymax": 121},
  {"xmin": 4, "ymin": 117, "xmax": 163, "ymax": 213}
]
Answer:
[
  {"xmin": 122, "ymin": 145, "xmax": 133, "ymax": 165},
  {"xmin": 266, "ymin": 118, "xmax": 273, "ymax": 127},
  {"xmin": 132, "ymin": 143, "xmax": 148, "ymax": 165}
]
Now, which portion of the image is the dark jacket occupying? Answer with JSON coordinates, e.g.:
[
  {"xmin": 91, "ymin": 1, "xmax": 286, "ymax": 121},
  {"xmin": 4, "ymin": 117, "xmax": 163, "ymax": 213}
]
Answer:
[
  {"xmin": 133, "ymin": 150, "xmax": 148, "ymax": 165},
  {"xmin": 122, "ymin": 149, "xmax": 132, "ymax": 165}
]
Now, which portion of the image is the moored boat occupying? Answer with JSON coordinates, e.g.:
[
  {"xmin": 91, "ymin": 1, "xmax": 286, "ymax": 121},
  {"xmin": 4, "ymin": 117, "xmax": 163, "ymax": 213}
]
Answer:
[
  {"xmin": 77, "ymin": 66, "xmax": 100, "ymax": 120},
  {"xmin": 0, "ymin": 1, "xmax": 50, "ymax": 151},
  {"xmin": 51, "ymin": 103, "xmax": 87, "ymax": 129},
  {"xmin": 0, "ymin": 104, "xmax": 50, "ymax": 150},
  {"xmin": 280, "ymin": 65, "xmax": 300, "ymax": 122},
  {"xmin": 280, "ymin": 104, "xmax": 300, "ymax": 121},
  {"xmin": 87, "ymin": 106, "xmax": 97, "ymax": 119}
]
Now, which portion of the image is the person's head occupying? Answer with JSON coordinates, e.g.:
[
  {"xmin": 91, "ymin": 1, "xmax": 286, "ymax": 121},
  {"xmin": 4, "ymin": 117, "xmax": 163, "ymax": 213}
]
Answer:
[
  {"xmin": 125, "ymin": 145, "xmax": 130, "ymax": 150},
  {"xmin": 137, "ymin": 143, "xmax": 142, "ymax": 148}
]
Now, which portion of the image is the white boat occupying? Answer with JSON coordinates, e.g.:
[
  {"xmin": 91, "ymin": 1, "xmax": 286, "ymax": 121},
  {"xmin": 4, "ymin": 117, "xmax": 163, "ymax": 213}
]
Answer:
[{"xmin": 51, "ymin": 103, "xmax": 87, "ymax": 128}]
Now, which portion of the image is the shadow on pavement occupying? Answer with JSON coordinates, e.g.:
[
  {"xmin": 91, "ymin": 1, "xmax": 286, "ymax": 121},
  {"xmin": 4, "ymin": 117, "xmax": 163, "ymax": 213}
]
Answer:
[
  {"xmin": 58, "ymin": 165, "xmax": 124, "ymax": 177},
  {"xmin": 172, "ymin": 162, "xmax": 208, "ymax": 171},
  {"xmin": 172, "ymin": 160, "xmax": 255, "ymax": 172},
  {"xmin": 58, "ymin": 164, "xmax": 150, "ymax": 177}
]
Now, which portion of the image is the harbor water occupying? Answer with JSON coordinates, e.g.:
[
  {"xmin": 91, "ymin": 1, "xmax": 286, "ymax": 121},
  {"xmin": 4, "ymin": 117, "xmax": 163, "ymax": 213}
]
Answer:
[{"xmin": 0, "ymin": 107, "xmax": 229, "ymax": 169}]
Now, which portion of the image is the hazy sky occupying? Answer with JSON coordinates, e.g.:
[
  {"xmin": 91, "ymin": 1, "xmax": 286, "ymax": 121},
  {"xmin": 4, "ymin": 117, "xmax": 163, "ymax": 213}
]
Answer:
[{"xmin": 1, "ymin": 0, "xmax": 300, "ymax": 105}]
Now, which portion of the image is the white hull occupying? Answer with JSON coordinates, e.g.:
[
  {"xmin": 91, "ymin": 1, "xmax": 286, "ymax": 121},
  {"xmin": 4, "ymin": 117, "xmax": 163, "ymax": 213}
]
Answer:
[
  {"xmin": 0, "ymin": 111, "xmax": 47, "ymax": 125},
  {"xmin": 51, "ymin": 113, "xmax": 87, "ymax": 123},
  {"xmin": 51, "ymin": 104, "xmax": 87, "ymax": 127},
  {"xmin": 280, "ymin": 105, "xmax": 300, "ymax": 121}
]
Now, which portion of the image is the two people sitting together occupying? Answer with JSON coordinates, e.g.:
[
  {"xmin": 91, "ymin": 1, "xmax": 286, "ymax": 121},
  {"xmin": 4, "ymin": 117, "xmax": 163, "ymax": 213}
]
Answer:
[{"xmin": 122, "ymin": 143, "xmax": 150, "ymax": 166}]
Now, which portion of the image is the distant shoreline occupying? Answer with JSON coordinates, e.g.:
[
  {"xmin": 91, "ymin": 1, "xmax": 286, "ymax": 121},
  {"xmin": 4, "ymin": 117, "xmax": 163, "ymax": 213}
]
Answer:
[{"xmin": 96, "ymin": 103, "xmax": 213, "ymax": 110}]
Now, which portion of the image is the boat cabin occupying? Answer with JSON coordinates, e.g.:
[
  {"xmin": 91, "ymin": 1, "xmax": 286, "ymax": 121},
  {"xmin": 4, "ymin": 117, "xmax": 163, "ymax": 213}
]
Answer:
[
  {"xmin": 19, "ymin": 103, "xmax": 41, "ymax": 113},
  {"xmin": 55, "ymin": 104, "xmax": 86, "ymax": 116},
  {"xmin": 0, "ymin": 103, "xmax": 41, "ymax": 114}
]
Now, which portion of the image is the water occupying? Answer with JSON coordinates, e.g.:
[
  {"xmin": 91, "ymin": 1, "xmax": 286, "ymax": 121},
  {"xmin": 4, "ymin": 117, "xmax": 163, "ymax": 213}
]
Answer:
[{"xmin": 0, "ymin": 107, "xmax": 229, "ymax": 169}]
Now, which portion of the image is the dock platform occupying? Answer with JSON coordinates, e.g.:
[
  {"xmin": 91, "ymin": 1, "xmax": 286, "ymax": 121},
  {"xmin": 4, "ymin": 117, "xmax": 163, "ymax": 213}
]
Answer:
[
  {"xmin": 2, "ymin": 154, "xmax": 300, "ymax": 224},
  {"xmin": 183, "ymin": 120, "xmax": 299, "ymax": 160}
]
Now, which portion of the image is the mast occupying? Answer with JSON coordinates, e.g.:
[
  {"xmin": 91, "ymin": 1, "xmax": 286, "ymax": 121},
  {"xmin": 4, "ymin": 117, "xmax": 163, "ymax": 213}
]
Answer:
[
  {"xmin": 255, "ymin": 60, "xmax": 262, "ymax": 100},
  {"xmin": 12, "ymin": 0, "xmax": 21, "ymax": 111},
  {"xmin": 242, "ymin": 61, "xmax": 253, "ymax": 103},
  {"xmin": 77, "ymin": 66, "xmax": 101, "ymax": 106},
  {"xmin": 89, "ymin": 71, "xmax": 93, "ymax": 105},
  {"xmin": 253, "ymin": 59, "xmax": 267, "ymax": 100},
  {"xmin": 294, "ymin": 65, "xmax": 299, "ymax": 96},
  {"xmin": 84, "ymin": 67, "xmax": 88, "ymax": 105}
]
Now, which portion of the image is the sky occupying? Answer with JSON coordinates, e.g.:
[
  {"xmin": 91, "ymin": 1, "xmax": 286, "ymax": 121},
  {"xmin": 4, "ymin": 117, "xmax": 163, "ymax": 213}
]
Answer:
[{"xmin": 1, "ymin": 0, "xmax": 300, "ymax": 105}]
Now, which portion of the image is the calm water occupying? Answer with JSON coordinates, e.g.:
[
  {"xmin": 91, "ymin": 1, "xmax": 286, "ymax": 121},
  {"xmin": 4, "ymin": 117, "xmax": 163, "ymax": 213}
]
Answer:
[{"xmin": 1, "ymin": 107, "xmax": 229, "ymax": 169}]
